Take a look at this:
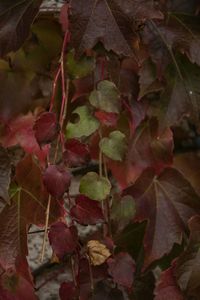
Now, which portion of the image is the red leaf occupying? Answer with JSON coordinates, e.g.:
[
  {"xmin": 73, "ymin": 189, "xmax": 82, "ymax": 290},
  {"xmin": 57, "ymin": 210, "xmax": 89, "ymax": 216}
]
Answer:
[
  {"xmin": 1, "ymin": 113, "xmax": 49, "ymax": 163},
  {"xmin": 59, "ymin": 281, "xmax": 77, "ymax": 300},
  {"xmin": 127, "ymin": 118, "xmax": 174, "ymax": 175},
  {"xmin": 123, "ymin": 168, "xmax": 200, "ymax": 268},
  {"xmin": 33, "ymin": 112, "xmax": 60, "ymax": 145},
  {"xmin": 48, "ymin": 222, "xmax": 78, "ymax": 259},
  {"xmin": 70, "ymin": 195, "xmax": 104, "ymax": 225},
  {"xmin": 63, "ymin": 139, "xmax": 90, "ymax": 167},
  {"xmin": 94, "ymin": 111, "xmax": 118, "ymax": 127},
  {"xmin": 107, "ymin": 252, "xmax": 135, "ymax": 288},
  {"xmin": 155, "ymin": 265, "xmax": 184, "ymax": 300},
  {"xmin": 0, "ymin": 270, "xmax": 37, "ymax": 300},
  {"xmin": 43, "ymin": 165, "xmax": 71, "ymax": 199}
]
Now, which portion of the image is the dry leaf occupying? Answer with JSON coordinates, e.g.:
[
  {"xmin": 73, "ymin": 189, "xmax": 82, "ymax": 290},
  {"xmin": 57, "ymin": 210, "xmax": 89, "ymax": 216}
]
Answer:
[{"xmin": 87, "ymin": 240, "xmax": 111, "ymax": 266}]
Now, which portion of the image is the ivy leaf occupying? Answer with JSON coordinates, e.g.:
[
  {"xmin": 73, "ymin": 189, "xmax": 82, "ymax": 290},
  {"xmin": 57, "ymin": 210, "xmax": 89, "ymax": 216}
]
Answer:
[
  {"xmin": 0, "ymin": 271, "xmax": 37, "ymax": 300},
  {"xmin": 0, "ymin": 146, "xmax": 11, "ymax": 204},
  {"xmin": 175, "ymin": 215, "xmax": 200, "ymax": 298},
  {"xmin": 59, "ymin": 281, "xmax": 77, "ymax": 300},
  {"xmin": 63, "ymin": 139, "xmax": 90, "ymax": 168},
  {"xmin": 43, "ymin": 165, "xmax": 71, "ymax": 199},
  {"xmin": 123, "ymin": 168, "xmax": 200, "ymax": 268},
  {"xmin": 33, "ymin": 112, "xmax": 60, "ymax": 145},
  {"xmin": 100, "ymin": 131, "xmax": 127, "ymax": 161},
  {"xmin": 66, "ymin": 106, "xmax": 99, "ymax": 138},
  {"xmin": 48, "ymin": 222, "xmax": 78, "ymax": 260},
  {"xmin": 70, "ymin": 0, "xmax": 163, "ymax": 57},
  {"xmin": 107, "ymin": 252, "xmax": 135, "ymax": 288},
  {"xmin": 0, "ymin": 0, "xmax": 42, "ymax": 57},
  {"xmin": 87, "ymin": 240, "xmax": 111, "ymax": 266},
  {"xmin": 155, "ymin": 265, "xmax": 184, "ymax": 300},
  {"xmin": 67, "ymin": 51, "xmax": 95, "ymax": 79},
  {"xmin": 127, "ymin": 118, "xmax": 173, "ymax": 176},
  {"xmin": 89, "ymin": 81, "xmax": 120, "ymax": 113},
  {"xmin": 79, "ymin": 172, "xmax": 111, "ymax": 201},
  {"xmin": 70, "ymin": 195, "xmax": 104, "ymax": 225},
  {"xmin": 93, "ymin": 281, "xmax": 124, "ymax": 300}
]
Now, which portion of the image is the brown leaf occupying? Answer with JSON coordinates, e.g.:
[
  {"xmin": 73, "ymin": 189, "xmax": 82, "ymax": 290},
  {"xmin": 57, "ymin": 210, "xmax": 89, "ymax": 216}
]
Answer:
[
  {"xmin": 87, "ymin": 240, "xmax": 111, "ymax": 266},
  {"xmin": 123, "ymin": 168, "xmax": 200, "ymax": 268},
  {"xmin": 70, "ymin": 0, "xmax": 163, "ymax": 57},
  {"xmin": 0, "ymin": 0, "xmax": 42, "ymax": 57}
]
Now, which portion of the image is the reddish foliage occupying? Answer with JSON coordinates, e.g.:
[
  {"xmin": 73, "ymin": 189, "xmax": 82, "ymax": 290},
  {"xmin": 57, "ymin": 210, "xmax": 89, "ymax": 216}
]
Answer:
[
  {"xmin": 48, "ymin": 222, "xmax": 78, "ymax": 259},
  {"xmin": 63, "ymin": 139, "xmax": 90, "ymax": 167}
]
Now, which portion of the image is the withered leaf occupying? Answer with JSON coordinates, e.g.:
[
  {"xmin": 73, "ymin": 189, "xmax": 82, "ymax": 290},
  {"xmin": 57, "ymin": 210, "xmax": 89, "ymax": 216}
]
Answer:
[{"xmin": 87, "ymin": 240, "xmax": 111, "ymax": 266}]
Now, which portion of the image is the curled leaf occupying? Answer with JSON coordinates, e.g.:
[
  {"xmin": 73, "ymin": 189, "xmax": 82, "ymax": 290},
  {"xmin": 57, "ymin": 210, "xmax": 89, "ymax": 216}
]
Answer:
[{"xmin": 87, "ymin": 240, "xmax": 111, "ymax": 266}]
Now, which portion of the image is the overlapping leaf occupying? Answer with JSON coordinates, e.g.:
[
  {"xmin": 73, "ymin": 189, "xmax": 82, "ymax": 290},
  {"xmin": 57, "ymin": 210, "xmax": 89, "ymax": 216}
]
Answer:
[
  {"xmin": 70, "ymin": 0, "xmax": 163, "ymax": 57},
  {"xmin": 123, "ymin": 168, "xmax": 200, "ymax": 268},
  {"xmin": 0, "ymin": 0, "xmax": 42, "ymax": 57}
]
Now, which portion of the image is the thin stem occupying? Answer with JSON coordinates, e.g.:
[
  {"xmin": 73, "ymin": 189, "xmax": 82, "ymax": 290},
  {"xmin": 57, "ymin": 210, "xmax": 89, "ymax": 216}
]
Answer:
[
  {"xmin": 87, "ymin": 256, "xmax": 94, "ymax": 292},
  {"xmin": 49, "ymin": 67, "xmax": 61, "ymax": 112},
  {"xmin": 40, "ymin": 195, "xmax": 51, "ymax": 262},
  {"xmin": 70, "ymin": 256, "xmax": 77, "ymax": 287}
]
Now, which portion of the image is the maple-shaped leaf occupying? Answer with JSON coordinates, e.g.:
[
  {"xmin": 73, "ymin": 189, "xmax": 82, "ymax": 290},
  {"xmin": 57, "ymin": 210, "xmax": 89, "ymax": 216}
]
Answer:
[
  {"xmin": 175, "ymin": 215, "xmax": 200, "ymax": 298},
  {"xmin": 33, "ymin": 112, "xmax": 60, "ymax": 145},
  {"xmin": 0, "ymin": 270, "xmax": 37, "ymax": 300},
  {"xmin": 63, "ymin": 139, "xmax": 90, "ymax": 167},
  {"xmin": 127, "ymin": 118, "xmax": 173, "ymax": 176},
  {"xmin": 0, "ymin": 0, "xmax": 42, "ymax": 57},
  {"xmin": 43, "ymin": 165, "xmax": 71, "ymax": 199},
  {"xmin": 70, "ymin": 0, "xmax": 163, "ymax": 57},
  {"xmin": 70, "ymin": 195, "xmax": 104, "ymax": 225},
  {"xmin": 0, "ymin": 146, "xmax": 11, "ymax": 204},
  {"xmin": 155, "ymin": 265, "xmax": 184, "ymax": 300},
  {"xmin": 123, "ymin": 168, "xmax": 200, "ymax": 268},
  {"xmin": 59, "ymin": 281, "xmax": 77, "ymax": 300},
  {"xmin": 107, "ymin": 252, "xmax": 135, "ymax": 288},
  {"xmin": 48, "ymin": 222, "xmax": 78, "ymax": 259}
]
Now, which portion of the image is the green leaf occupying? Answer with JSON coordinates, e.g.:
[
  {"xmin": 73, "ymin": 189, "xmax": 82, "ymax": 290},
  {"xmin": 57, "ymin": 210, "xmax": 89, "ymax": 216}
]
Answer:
[
  {"xmin": 67, "ymin": 51, "xmax": 95, "ymax": 79},
  {"xmin": 66, "ymin": 106, "xmax": 100, "ymax": 138},
  {"xmin": 79, "ymin": 172, "xmax": 111, "ymax": 201},
  {"xmin": 112, "ymin": 195, "xmax": 136, "ymax": 222},
  {"xmin": 89, "ymin": 80, "xmax": 120, "ymax": 113},
  {"xmin": 99, "ymin": 131, "xmax": 127, "ymax": 161}
]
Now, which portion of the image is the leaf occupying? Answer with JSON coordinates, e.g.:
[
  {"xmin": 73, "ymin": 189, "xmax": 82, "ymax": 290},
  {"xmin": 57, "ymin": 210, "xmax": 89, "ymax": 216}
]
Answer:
[
  {"xmin": 66, "ymin": 106, "xmax": 100, "ymax": 138},
  {"xmin": 123, "ymin": 168, "xmax": 200, "ymax": 268},
  {"xmin": 0, "ymin": 270, "xmax": 37, "ymax": 300},
  {"xmin": 175, "ymin": 215, "xmax": 200, "ymax": 298},
  {"xmin": 79, "ymin": 172, "xmax": 111, "ymax": 201},
  {"xmin": 0, "ymin": 0, "xmax": 42, "ymax": 57},
  {"xmin": 63, "ymin": 139, "xmax": 90, "ymax": 168},
  {"xmin": 67, "ymin": 51, "xmax": 95, "ymax": 79},
  {"xmin": 59, "ymin": 281, "xmax": 77, "ymax": 300},
  {"xmin": 70, "ymin": 0, "xmax": 163, "ymax": 57},
  {"xmin": 33, "ymin": 112, "xmax": 60, "ymax": 145},
  {"xmin": 107, "ymin": 252, "xmax": 135, "ymax": 288},
  {"xmin": 92, "ymin": 280, "xmax": 124, "ymax": 300},
  {"xmin": 89, "ymin": 81, "xmax": 120, "ymax": 113},
  {"xmin": 100, "ymin": 131, "xmax": 127, "ymax": 161},
  {"xmin": 70, "ymin": 195, "xmax": 104, "ymax": 225},
  {"xmin": 87, "ymin": 240, "xmax": 111, "ymax": 266},
  {"xmin": 48, "ymin": 222, "xmax": 78, "ymax": 260},
  {"xmin": 155, "ymin": 265, "xmax": 184, "ymax": 300},
  {"xmin": 1, "ymin": 112, "xmax": 49, "ymax": 163},
  {"xmin": 43, "ymin": 165, "xmax": 71, "ymax": 199},
  {"xmin": 0, "ymin": 146, "xmax": 11, "ymax": 204},
  {"xmin": 111, "ymin": 195, "xmax": 136, "ymax": 230},
  {"xmin": 127, "ymin": 118, "xmax": 174, "ymax": 176},
  {"xmin": 94, "ymin": 111, "xmax": 118, "ymax": 127}
]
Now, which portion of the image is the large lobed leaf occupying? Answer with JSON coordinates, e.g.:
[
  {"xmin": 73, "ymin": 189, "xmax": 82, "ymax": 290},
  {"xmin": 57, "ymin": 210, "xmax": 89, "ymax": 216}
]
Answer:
[{"xmin": 123, "ymin": 167, "xmax": 200, "ymax": 268}]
